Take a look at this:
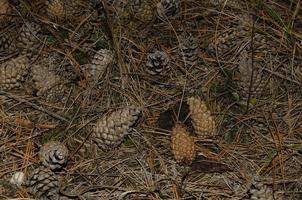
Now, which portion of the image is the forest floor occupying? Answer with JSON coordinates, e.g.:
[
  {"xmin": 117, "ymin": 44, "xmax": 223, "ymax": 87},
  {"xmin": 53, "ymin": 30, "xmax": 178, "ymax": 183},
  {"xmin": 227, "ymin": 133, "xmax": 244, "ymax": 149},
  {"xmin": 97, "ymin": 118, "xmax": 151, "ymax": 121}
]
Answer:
[{"xmin": 1, "ymin": 0, "xmax": 302, "ymax": 199}]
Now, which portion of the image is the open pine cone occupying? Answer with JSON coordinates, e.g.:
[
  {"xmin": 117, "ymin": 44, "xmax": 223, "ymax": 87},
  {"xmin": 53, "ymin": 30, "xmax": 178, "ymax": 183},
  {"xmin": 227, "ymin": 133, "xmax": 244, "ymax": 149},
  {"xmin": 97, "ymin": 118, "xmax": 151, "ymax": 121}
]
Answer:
[
  {"xmin": 0, "ymin": 55, "xmax": 30, "ymax": 90},
  {"xmin": 92, "ymin": 106, "xmax": 141, "ymax": 151},
  {"xmin": 39, "ymin": 141, "xmax": 69, "ymax": 170},
  {"xmin": 146, "ymin": 50, "xmax": 169, "ymax": 75},
  {"xmin": 171, "ymin": 122, "xmax": 197, "ymax": 163},
  {"xmin": 187, "ymin": 96, "xmax": 216, "ymax": 138},
  {"xmin": 25, "ymin": 166, "xmax": 60, "ymax": 200}
]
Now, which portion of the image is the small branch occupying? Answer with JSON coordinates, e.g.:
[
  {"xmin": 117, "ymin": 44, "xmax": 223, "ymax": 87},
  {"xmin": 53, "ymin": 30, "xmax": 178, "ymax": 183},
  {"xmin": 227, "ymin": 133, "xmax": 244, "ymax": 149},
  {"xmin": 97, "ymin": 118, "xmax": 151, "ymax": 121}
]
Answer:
[{"xmin": 0, "ymin": 90, "xmax": 69, "ymax": 122}]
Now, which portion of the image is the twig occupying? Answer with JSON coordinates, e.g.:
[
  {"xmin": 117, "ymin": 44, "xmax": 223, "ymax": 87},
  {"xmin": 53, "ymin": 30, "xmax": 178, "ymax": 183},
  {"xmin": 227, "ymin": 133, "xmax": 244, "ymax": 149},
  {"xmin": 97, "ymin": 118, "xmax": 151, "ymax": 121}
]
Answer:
[{"xmin": 0, "ymin": 91, "xmax": 69, "ymax": 122}]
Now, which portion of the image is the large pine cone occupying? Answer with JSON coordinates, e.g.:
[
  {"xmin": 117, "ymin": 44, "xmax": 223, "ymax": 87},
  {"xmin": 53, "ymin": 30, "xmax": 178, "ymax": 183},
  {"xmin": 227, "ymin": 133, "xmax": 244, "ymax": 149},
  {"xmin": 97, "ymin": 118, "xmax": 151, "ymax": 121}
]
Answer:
[
  {"xmin": 0, "ymin": 55, "xmax": 29, "ymax": 90},
  {"xmin": 171, "ymin": 122, "xmax": 197, "ymax": 163},
  {"xmin": 178, "ymin": 31, "xmax": 199, "ymax": 67},
  {"xmin": 237, "ymin": 50, "xmax": 265, "ymax": 103},
  {"xmin": 146, "ymin": 50, "xmax": 169, "ymax": 75},
  {"xmin": 31, "ymin": 64, "xmax": 68, "ymax": 103},
  {"xmin": 25, "ymin": 166, "xmax": 60, "ymax": 200},
  {"xmin": 207, "ymin": 28, "xmax": 249, "ymax": 57},
  {"xmin": 187, "ymin": 96, "xmax": 216, "ymax": 138},
  {"xmin": 46, "ymin": 0, "xmax": 65, "ymax": 19},
  {"xmin": 128, "ymin": 0, "xmax": 154, "ymax": 23},
  {"xmin": 156, "ymin": 0, "xmax": 180, "ymax": 19},
  {"xmin": 0, "ymin": 32, "xmax": 16, "ymax": 56},
  {"xmin": 16, "ymin": 22, "xmax": 43, "ymax": 55},
  {"xmin": 39, "ymin": 141, "xmax": 69, "ymax": 170},
  {"xmin": 92, "ymin": 106, "xmax": 141, "ymax": 151},
  {"xmin": 82, "ymin": 49, "xmax": 113, "ymax": 84}
]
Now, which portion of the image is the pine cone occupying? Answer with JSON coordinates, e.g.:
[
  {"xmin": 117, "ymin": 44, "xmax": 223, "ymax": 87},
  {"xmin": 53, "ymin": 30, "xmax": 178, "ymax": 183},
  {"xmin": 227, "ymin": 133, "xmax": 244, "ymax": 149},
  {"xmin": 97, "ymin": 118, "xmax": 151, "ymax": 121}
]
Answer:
[
  {"xmin": 64, "ymin": 0, "xmax": 91, "ymax": 21},
  {"xmin": 0, "ymin": 32, "xmax": 16, "ymax": 56},
  {"xmin": 0, "ymin": 0, "xmax": 12, "ymax": 26},
  {"xmin": 130, "ymin": 0, "xmax": 154, "ymax": 22},
  {"xmin": 39, "ymin": 141, "xmax": 69, "ymax": 170},
  {"xmin": 25, "ymin": 166, "xmax": 60, "ymax": 200},
  {"xmin": 0, "ymin": 179, "xmax": 18, "ymax": 198},
  {"xmin": 16, "ymin": 22, "xmax": 42, "ymax": 55},
  {"xmin": 146, "ymin": 50, "xmax": 169, "ymax": 75},
  {"xmin": 207, "ymin": 28, "xmax": 249, "ymax": 57},
  {"xmin": 0, "ymin": 55, "xmax": 29, "ymax": 90},
  {"xmin": 237, "ymin": 50, "xmax": 264, "ymax": 102},
  {"xmin": 179, "ymin": 31, "xmax": 199, "ymax": 67},
  {"xmin": 171, "ymin": 122, "xmax": 197, "ymax": 163},
  {"xmin": 32, "ymin": 64, "xmax": 68, "ymax": 103},
  {"xmin": 92, "ymin": 106, "xmax": 141, "ymax": 151},
  {"xmin": 82, "ymin": 49, "xmax": 113, "ymax": 84},
  {"xmin": 248, "ymin": 182, "xmax": 282, "ymax": 200},
  {"xmin": 46, "ymin": 0, "xmax": 65, "ymax": 19},
  {"xmin": 187, "ymin": 96, "xmax": 216, "ymax": 137},
  {"xmin": 156, "ymin": 0, "xmax": 180, "ymax": 19}
]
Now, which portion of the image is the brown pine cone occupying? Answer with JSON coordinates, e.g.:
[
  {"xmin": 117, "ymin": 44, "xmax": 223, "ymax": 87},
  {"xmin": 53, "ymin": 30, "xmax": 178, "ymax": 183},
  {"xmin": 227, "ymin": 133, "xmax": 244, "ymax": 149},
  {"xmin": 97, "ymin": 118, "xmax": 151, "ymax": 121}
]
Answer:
[
  {"xmin": 0, "ymin": 55, "xmax": 29, "ymax": 90},
  {"xmin": 156, "ymin": 0, "xmax": 180, "ymax": 19},
  {"xmin": 0, "ymin": 0, "xmax": 12, "ymax": 26},
  {"xmin": 25, "ymin": 166, "xmax": 60, "ymax": 200},
  {"xmin": 92, "ymin": 106, "xmax": 141, "ymax": 151},
  {"xmin": 187, "ymin": 96, "xmax": 216, "ymax": 138},
  {"xmin": 171, "ymin": 122, "xmax": 197, "ymax": 163},
  {"xmin": 207, "ymin": 28, "xmax": 249, "ymax": 57},
  {"xmin": 46, "ymin": 0, "xmax": 65, "ymax": 19},
  {"xmin": 146, "ymin": 50, "xmax": 169, "ymax": 75},
  {"xmin": 0, "ymin": 32, "xmax": 16, "ymax": 56},
  {"xmin": 179, "ymin": 31, "xmax": 199, "ymax": 67},
  {"xmin": 16, "ymin": 22, "xmax": 42, "ymax": 55},
  {"xmin": 247, "ymin": 182, "xmax": 283, "ymax": 200},
  {"xmin": 31, "ymin": 64, "xmax": 68, "ymax": 103},
  {"xmin": 129, "ymin": 0, "xmax": 154, "ymax": 23},
  {"xmin": 82, "ymin": 49, "xmax": 113, "ymax": 84},
  {"xmin": 0, "ymin": 179, "xmax": 18, "ymax": 198},
  {"xmin": 39, "ymin": 141, "xmax": 69, "ymax": 170},
  {"xmin": 237, "ymin": 50, "xmax": 265, "ymax": 102}
]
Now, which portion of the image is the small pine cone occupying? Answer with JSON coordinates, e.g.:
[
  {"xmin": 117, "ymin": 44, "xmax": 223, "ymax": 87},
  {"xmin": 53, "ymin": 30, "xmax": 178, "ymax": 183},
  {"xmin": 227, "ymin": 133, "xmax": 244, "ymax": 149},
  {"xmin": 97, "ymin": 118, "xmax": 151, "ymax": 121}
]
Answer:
[
  {"xmin": 82, "ymin": 49, "xmax": 113, "ymax": 83},
  {"xmin": 25, "ymin": 166, "xmax": 60, "ymax": 200},
  {"xmin": 130, "ymin": 0, "xmax": 154, "ymax": 22},
  {"xmin": 0, "ymin": 55, "xmax": 29, "ymax": 90},
  {"xmin": 0, "ymin": 179, "xmax": 18, "ymax": 198},
  {"xmin": 156, "ymin": 0, "xmax": 180, "ymax": 19},
  {"xmin": 179, "ymin": 31, "xmax": 199, "ymax": 67},
  {"xmin": 171, "ymin": 123, "xmax": 197, "ymax": 163},
  {"xmin": 237, "ymin": 50, "xmax": 264, "ymax": 102},
  {"xmin": 207, "ymin": 28, "xmax": 249, "ymax": 57},
  {"xmin": 0, "ymin": 32, "xmax": 16, "ymax": 56},
  {"xmin": 92, "ymin": 106, "xmax": 141, "ymax": 151},
  {"xmin": 16, "ymin": 22, "xmax": 42, "ymax": 54},
  {"xmin": 32, "ymin": 64, "xmax": 68, "ymax": 103},
  {"xmin": 39, "ymin": 141, "xmax": 69, "ymax": 170},
  {"xmin": 248, "ymin": 182, "xmax": 282, "ymax": 200},
  {"xmin": 46, "ymin": 0, "xmax": 65, "ymax": 19},
  {"xmin": 187, "ymin": 96, "xmax": 216, "ymax": 137},
  {"xmin": 146, "ymin": 50, "xmax": 169, "ymax": 75},
  {"xmin": 0, "ymin": 0, "xmax": 12, "ymax": 26}
]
